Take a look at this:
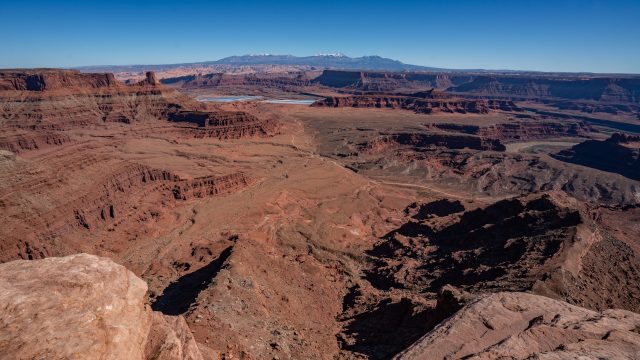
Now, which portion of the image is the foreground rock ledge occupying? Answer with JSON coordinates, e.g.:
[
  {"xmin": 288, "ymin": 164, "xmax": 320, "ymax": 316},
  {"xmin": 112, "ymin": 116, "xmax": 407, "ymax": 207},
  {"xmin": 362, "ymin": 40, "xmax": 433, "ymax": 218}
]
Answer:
[
  {"xmin": 395, "ymin": 292, "xmax": 640, "ymax": 360},
  {"xmin": 0, "ymin": 253, "xmax": 204, "ymax": 360}
]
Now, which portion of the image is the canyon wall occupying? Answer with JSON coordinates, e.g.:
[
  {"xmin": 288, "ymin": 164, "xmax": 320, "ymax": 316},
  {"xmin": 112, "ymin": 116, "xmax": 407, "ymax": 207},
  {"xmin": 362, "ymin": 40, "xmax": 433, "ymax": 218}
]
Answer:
[
  {"xmin": 450, "ymin": 75, "xmax": 640, "ymax": 103},
  {"xmin": 313, "ymin": 70, "xmax": 640, "ymax": 104},
  {"xmin": 425, "ymin": 120, "xmax": 593, "ymax": 142},
  {"xmin": 0, "ymin": 69, "xmax": 277, "ymax": 153},
  {"xmin": 161, "ymin": 72, "xmax": 313, "ymax": 90},
  {"xmin": 312, "ymin": 95, "xmax": 519, "ymax": 114},
  {"xmin": 314, "ymin": 70, "xmax": 473, "ymax": 91}
]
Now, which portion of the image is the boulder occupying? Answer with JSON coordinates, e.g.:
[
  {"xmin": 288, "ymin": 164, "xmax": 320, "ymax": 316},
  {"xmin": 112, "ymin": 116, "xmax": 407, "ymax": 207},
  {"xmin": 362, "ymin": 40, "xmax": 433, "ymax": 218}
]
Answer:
[
  {"xmin": 395, "ymin": 292, "xmax": 640, "ymax": 359},
  {"xmin": 0, "ymin": 253, "xmax": 204, "ymax": 360}
]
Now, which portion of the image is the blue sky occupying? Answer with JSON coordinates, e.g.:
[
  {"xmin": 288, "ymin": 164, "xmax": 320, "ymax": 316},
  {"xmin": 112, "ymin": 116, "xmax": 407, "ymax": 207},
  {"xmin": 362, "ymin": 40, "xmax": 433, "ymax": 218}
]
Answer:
[{"xmin": 2, "ymin": 0, "xmax": 639, "ymax": 73}]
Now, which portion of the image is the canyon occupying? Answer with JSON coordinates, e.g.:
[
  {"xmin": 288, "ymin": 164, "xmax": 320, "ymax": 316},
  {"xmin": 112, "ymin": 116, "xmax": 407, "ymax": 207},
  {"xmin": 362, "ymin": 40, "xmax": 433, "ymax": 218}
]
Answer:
[{"xmin": 1, "ymin": 67, "xmax": 640, "ymax": 360}]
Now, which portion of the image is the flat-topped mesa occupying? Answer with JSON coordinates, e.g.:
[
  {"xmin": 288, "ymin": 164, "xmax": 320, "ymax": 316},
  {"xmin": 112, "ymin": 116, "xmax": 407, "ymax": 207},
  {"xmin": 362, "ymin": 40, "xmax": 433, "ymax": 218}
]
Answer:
[
  {"xmin": 425, "ymin": 120, "xmax": 594, "ymax": 142},
  {"xmin": 314, "ymin": 69, "xmax": 640, "ymax": 104},
  {"xmin": 168, "ymin": 110, "xmax": 278, "ymax": 138},
  {"xmin": 169, "ymin": 110, "xmax": 260, "ymax": 127},
  {"xmin": 161, "ymin": 72, "xmax": 313, "ymax": 90},
  {"xmin": 449, "ymin": 75, "xmax": 640, "ymax": 103},
  {"xmin": 313, "ymin": 69, "xmax": 472, "ymax": 91},
  {"xmin": 0, "ymin": 69, "xmax": 165, "ymax": 92},
  {"xmin": 312, "ymin": 94, "xmax": 519, "ymax": 114},
  {"xmin": 0, "ymin": 69, "xmax": 120, "ymax": 91},
  {"xmin": 364, "ymin": 132, "xmax": 506, "ymax": 152}
]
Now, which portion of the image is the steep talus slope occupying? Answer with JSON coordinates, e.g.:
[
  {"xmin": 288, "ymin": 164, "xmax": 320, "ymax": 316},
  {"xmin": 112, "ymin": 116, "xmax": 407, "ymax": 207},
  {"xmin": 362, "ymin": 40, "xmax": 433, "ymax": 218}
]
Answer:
[
  {"xmin": 0, "ymin": 253, "xmax": 205, "ymax": 360},
  {"xmin": 395, "ymin": 292, "xmax": 640, "ymax": 360}
]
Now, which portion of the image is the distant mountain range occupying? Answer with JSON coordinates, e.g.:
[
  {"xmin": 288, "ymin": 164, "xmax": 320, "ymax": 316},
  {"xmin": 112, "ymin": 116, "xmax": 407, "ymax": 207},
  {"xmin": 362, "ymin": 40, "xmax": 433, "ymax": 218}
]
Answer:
[
  {"xmin": 74, "ymin": 54, "xmax": 445, "ymax": 73},
  {"xmin": 73, "ymin": 54, "xmax": 639, "ymax": 76},
  {"xmin": 211, "ymin": 54, "xmax": 441, "ymax": 71}
]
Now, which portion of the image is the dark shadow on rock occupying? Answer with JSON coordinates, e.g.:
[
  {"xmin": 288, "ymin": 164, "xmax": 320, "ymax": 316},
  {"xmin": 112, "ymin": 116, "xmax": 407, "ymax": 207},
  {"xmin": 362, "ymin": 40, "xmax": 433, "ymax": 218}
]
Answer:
[
  {"xmin": 152, "ymin": 246, "xmax": 233, "ymax": 315},
  {"xmin": 365, "ymin": 195, "xmax": 582, "ymax": 292},
  {"xmin": 339, "ymin": 298, "xmax": 436, "ymax": 360},
  {"xmin": 412, "ymin": 199, "xmax": 465, "ymax": 220}
]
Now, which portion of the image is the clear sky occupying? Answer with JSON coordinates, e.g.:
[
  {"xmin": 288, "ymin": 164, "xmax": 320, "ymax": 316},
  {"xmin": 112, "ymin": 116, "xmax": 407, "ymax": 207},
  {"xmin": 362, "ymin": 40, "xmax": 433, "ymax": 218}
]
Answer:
[{"xmin": 2, "ymin": 0, "xmax": 639, "ymax": 73}]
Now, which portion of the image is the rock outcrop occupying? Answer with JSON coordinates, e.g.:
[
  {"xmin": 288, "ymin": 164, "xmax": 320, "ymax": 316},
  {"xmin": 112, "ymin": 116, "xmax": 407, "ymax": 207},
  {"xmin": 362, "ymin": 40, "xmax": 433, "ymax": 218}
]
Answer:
[
  {"xmin": 425, "ymin": 120, "xmax": 593, "ymax": 143},
  {"xmin": 395, "ymin": 292, "xmax": 640, "ymax": 360},
  {"xmin": 313, "ymin": 69, "xmax": 640, "ymax": 104},
  {"xmin": 363, "ymin": 132, "xmax": 506, "ymax": 152},
  {"xmin": 0, "ymin": 159, "xmax": 253, "ymax": 262},
  {"xmin": 0, "ymin": 69, "xmax": 120, "ymax": 91},
  {"xmin": 312, "ymin": 94, "xmax": 519, "ymax": 115},
  {"xmin": 313, "ymin": 70, "xmax": 473, "ymax": 91},
  {"xmin": 367, "ymin": 192, "xmax": 640, "ymax": 312},
  {"xmin": 0, "ymin": 253, "xmax": 204, "ymax": 360},
  {"xmin": 169, "ymin": 110, "xmax": 275, "ymax": 139},
  {"xmin": 0, "ymin": 69, "xmax": 276, "ymax": 153},
  {"xmin": 161, "ymin": 72, "xmax": 313, "ymax": 91},
  {"xmin": 449, "ymin": 75, "xmax": 640, "ymax": 103}
]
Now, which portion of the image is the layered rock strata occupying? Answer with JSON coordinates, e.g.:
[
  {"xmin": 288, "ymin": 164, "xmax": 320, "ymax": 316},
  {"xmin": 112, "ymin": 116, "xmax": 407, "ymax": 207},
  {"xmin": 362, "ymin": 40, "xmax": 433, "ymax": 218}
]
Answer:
[{"xmin": 312, "ymin": 94, "xmax": 519, "ymax": 114}]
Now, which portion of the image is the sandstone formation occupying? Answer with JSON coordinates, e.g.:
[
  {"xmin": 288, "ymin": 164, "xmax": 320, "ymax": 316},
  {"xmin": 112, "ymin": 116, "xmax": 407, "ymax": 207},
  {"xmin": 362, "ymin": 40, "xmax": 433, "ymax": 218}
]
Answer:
[
  {"xmin": 169, "ymin": 110, "xmax": 272, "ymax": 139},
  {"xmin": 395, "ymin": 292, "xmax": 640, "ymax": 360},
  {"xmin": 161, "ymin": 71, "xmax": 313, "ymax": 91},
  {"xmin": 0, "ymin": 69, "xmax": 276, "ymax": 153},
  {"xmin": 313, "ymin": 70, "xmax": 472, "ymax": 91},
  {"xmin": 313, "ymin": 70, "xmax": 640, "ymax": 105},
  {"xmin": 366, "ymin": 192, "xmax": 640, "ymax": 312},
  {"xmin": 425, "ymin": 120, "xmax": 593, "ymax": 143},
  {"xmin": 450, "ymin": 75, "xmax": 640, "ymax": 103},
  {"xmin": 363, "ymin": 132, "xmax": 506, "ymax": 152},
  {"xmin": 335, "ymin": 192, "xmax": 640, "ymax": 358},
  {"xmin": 0, "ymin": 253, "xmax": 204, "ymax": 360},
  {"xmin": 539, "ymin": 98, "xmax": 640, "ymax": 116},
  {"xmin": 0, "ymin": 157, "xmax": 253, "ymax": 263},
  {"xmin": 339, "ymin": 128, "xmax": 639, "ymax": 205},
  {"xmin": 1, "ymin": 65, "xmax": 640, "ymax": 360},
  {"xmin": 554, "ymin": 133, "xmax": 640, "ymax": 180},
  {"xmin": 312, "ymin": 94, "xmax": 519, "ymax": 114}
]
